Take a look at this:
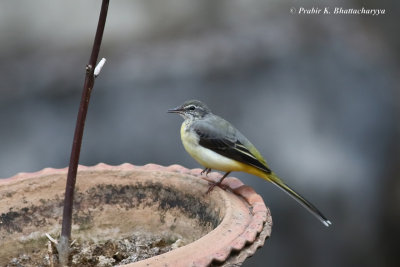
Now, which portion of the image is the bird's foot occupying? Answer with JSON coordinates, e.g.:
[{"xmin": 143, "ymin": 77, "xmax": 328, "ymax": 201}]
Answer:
[
  {"xmin": 206, "ymin": 181, "xmax": 229, "ymax": 194},
  {"xmin": 201, "ymin": 167, "xmax": 211, "ymax": 176},
  {"xmin": 205, "ymin": 171, "xmax": 231, "ymax": 194}
]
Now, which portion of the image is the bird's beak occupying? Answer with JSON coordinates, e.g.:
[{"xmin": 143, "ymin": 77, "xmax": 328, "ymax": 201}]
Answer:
[{"xmin": 167, "ymin": 106, "xmax": 183, "ymax": 114}]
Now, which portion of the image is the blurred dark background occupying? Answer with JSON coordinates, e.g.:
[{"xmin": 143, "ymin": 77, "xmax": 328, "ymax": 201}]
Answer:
[{"xmin": 0, "ymin": 0, "xmax": 399, "ymax": 266}]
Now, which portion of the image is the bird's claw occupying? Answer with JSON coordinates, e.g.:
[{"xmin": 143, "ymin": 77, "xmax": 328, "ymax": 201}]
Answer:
[
  {"xmin": 201, "ymin": 168, "xmax": 211, "ymax": 176},
  {"xmin": 206, "ymin": 181, "xmax": 229, "ymax": 194}
]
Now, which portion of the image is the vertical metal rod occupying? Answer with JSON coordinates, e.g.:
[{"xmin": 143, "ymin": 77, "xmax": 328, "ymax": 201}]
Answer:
[{"xmin": 58, "ymin": 0, "xmax": 110, "ymax": 265}]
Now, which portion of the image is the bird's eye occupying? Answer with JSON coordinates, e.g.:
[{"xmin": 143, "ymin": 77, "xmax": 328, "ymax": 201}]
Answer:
[{"xmin": 188, "ymin": 105, "xmax": 196, "ymax": 111}]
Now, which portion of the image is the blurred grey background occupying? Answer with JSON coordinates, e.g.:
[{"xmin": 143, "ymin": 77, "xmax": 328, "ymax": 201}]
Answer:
[{"xmin": 0, "ymin": 0, "xmax": 399, "ymax": 266}]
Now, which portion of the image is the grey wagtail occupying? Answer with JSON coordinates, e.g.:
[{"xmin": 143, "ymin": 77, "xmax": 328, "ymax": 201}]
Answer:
[{"xmin": 168, "ymin": 99, "xmax": 331, "ymax": 227}]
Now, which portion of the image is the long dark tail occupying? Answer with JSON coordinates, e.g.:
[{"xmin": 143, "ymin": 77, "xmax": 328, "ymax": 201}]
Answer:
[{"xmin": 265, "ymin": 172, "xmax": 331, "ymax": 227}]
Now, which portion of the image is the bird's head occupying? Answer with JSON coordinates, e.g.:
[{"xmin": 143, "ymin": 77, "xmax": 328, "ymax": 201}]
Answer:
[{"xmin": 168, "ymin": 100, "xmax": 212, "ymax": 120}]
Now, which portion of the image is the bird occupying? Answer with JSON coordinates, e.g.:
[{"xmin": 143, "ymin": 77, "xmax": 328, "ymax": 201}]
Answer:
[{"xmin": 168, "ymin": 99, "xmax": 331, "ymax": 227}]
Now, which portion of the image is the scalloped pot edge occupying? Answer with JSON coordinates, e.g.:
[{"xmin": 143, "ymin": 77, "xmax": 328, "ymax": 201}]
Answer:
[{"xmin": 0, "ymin": 163, "xmax": 272, "ymax": 266}]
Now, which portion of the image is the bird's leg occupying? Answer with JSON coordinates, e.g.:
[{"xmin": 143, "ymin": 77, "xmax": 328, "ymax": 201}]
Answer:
[
  {"xmin": 206, "ymin": 171, "xmax": 231, "ymax": 194},
  {"xmin": 201, "ymin": 167, "xmax": 211, "ymax": 176}
]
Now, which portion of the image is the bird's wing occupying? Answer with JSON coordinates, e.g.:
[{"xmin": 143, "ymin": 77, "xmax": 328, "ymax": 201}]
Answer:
[{"xmin": 193, "ymin": 117, "xmax": 271, "ymax": 174}]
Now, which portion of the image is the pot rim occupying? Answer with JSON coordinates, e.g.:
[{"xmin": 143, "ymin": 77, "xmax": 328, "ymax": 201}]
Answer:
[{"xmin": 0, "ymin": 163, "xmax": 272, "ymax": 266}]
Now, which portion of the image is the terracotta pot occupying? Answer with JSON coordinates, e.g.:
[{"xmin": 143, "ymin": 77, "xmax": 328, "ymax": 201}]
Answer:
[{"xmin": 0, "ymin": 163, "xmax": 272, "ymax": 266}]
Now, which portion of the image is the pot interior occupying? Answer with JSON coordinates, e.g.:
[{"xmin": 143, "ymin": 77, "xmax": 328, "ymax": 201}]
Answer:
[{"xmin": 0, "ymin": 167, "xmax": 225, "ymax": 264}]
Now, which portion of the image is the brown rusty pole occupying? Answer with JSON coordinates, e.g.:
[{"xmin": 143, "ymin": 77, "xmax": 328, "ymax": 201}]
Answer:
[{"xmin": 58, "ymin": 0, "xmax": 110, "ymax": 265}]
